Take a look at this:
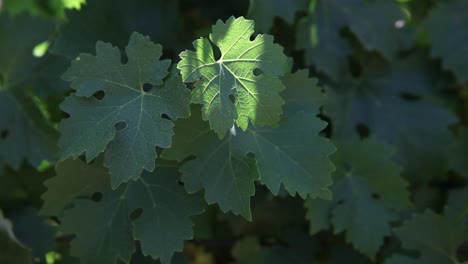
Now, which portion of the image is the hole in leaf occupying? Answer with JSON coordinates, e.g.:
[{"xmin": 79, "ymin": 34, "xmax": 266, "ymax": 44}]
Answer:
[
  {"xmin": 343, "ymin": 162, "xmax": 352, "ymax": 172},
  {"xmin": 143, "ymin": 83, "xmax": 153, "ymax": 92},
  {"xmin": 120, "ymin": 48, "xmax": 129, "ymax": 64},
  {"xmin": 228, "ymin": 94, "xmax": 236, "ymax": 103},
  {"xmin": 372, "ymin": 193, "xmax": 381, "ymax": 200},
  {"xmin": 91, "ymin": 192, "xmax": 102, "ymax": 202},
  {"xmin": 348, "ymin": 57, "xmax": 362, "ymax": 78},
  {"xmin": 356, "ymin": 123, "xmax": 370, "ymax": 139},
  {"xmin": 93, "ymin": 90, "xmax": 105, "ymax": 100},
  {"xmin": 246, "ymin": 152, "xmax": 256, "ymax": 159},
  {"xmin": 161, "ymin": 114, "xmax": 171, "ymax": 120},
  {"xmin": 211, "ymin": 42, "xmax": 221, "ymax": 61},
  {"xmin": 61, "ymin": 111, "xmax": 71, "ymax": 119},
  {"xmin": 130, "ymin": 208, "xmax": 143, "ymax": 221},
  {"xmin": 0, "ymin": 130, "xmax": 9, "ymax": 139},
  {"xmin": 400, "ymin": 92, "xmax": 421, "ymax": 101},
  {"xmin": 253, "ymin": 68, "xmax": 263, "ymax": 76},
  {"xmin": 249, "ymin": 35, "xmax": 255, "ymax": 41},
  {"xmin": 114, "ymin": 121, "xmax": 127, "ymax": 131},
  {"xmin": 177, "ymin": 180, "xmax": 184, "ymax": 186}
]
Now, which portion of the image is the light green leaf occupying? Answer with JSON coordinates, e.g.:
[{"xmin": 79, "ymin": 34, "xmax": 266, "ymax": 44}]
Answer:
[
  {"xmin": 60, "ymin": 32, "xmax": 191, "ymax": 188},
  {"xmin": 178, "ymin": 16, "xmax": 288, "ymax": 137}
]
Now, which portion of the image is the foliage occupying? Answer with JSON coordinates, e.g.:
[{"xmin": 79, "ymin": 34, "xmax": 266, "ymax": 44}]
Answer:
[{"xmin": 0, "ymin": 0, "xmax": 467, "ymax": 263}]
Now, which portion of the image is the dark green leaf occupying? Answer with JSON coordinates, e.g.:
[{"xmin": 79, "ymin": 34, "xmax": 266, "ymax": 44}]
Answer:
[
  {"xmin": 59, "ymin": 160, "xmax": 204, "ymax": 264},
  {"xmin": 60, "ymin": 32, "xmax": 191, "ymax": 188}
]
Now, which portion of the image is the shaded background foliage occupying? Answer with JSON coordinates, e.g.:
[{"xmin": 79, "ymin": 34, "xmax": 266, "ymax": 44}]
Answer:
[{"xmin": 0, "ymin": 0, "xmax": 467, "ymax": 263}]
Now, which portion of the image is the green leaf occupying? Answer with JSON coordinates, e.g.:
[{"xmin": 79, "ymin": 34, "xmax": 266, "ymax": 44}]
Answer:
[
  {"xmin": 0, "ymin": 210, "xmax": 32, "ymax": 264},
  {"xmin": 59, "ymin": 160, "xmax": 204, "ymax": 264},
  {"xmin": 60, "ymin": 32, "xmax": 191, "ymax": 188},
  {"xmin": 297, "ymin": 0, "xmax": 404, "ymax": 80},
  {"xmin": 340, "ymin": 0, "xmax": 404, "ymax": 60},
  {"xmin": 425, "ymin": 0, "xmax": 468, "ymax": 83},
  {"xmin": 51, "ymin": 0, "xmax": 182, "ymax": 59},
  {"xmin": 0, "ymin": 12, "xmax": 58, "ymax": 170},
  {"xmin": 296, "ymin": 0, "xmax": 351, "ymax": 80},
  {"xmin": 247, "ymin": 0, "xmax": 307, "ymax": 32},
  {"xmin": 326, "ymin": 55, "xmax": 457, "ymax": 182},
  {"xmin": 280, "ymin": 69, "xmax": 328, "ymax": 116},
  {"xmin": 393, "ymin": 210, "xmax": 468, "ymax": 264},
  {"xmin": 177, "ymin": 16, "xmax": 289, "ymax": 137},
  {"xmin": 164, "ymin": 71, "xmax": 334, "ymax": 219},
  {"xmin": 40, "ymin": 158, "xmax": 109, "ymax": 216},
  {"xmin": 305, "ymin": 138, "xmax": 411, "ymax": 260}
]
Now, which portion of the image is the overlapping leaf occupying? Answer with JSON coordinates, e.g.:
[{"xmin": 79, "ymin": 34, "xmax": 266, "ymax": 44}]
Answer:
[
  {"xmin": 43, "ymin": 159, "xmax": 204, "ymax": 264},
  {"xmin": 0, "ymin": 12, "xmax": 58, "ymax": 170},
  {"xmin": 178, "ymin": 16, "xmax": 289, "ymax": 137},
  {"xmin": 164, "ymin": 70, "xmax": 335, "ymax": 219},
  {"xmin": 40, "ymin": 158, "xmax": 109, "ymax": 216},
  {"xmin": 425, "ymin": 0, "xmax": 468, "ymax": 83},
  {"xmin": 392, "ymin": 210, "xmax": 468, "ymax": 264},
  {"xmin": 305, "ymin": 138, "xmax": 411, "ymax": 259},
  {"xmin": 60, "ymin": 32, "xmax": 191, "ymax": 188},
  {"xmin": 297, "ymin": 0, "xmax": 404, "ymax": 80},
  {"xmin": 326, "ymin": 54, "xmax": 457, "ymax": 182},
  {"xmin": 247, "ymin": 0, "xmax": 307, "ymax": 32}
]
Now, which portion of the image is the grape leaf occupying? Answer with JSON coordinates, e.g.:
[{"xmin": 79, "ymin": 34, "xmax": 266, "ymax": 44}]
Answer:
[
  {"xmin": 51, "ymin": 0, "xmax": 182, "ymax": 59},
  {"xmin": 296, "ymin": 0, "xmax": 351, "ymax": 81},
  {"xmin": 0, "ymin": 12, "xmax": 58, "ymax": 170},
  {"xmin": 425, "ymin": 0, "xmax": 468, "ymax": 83},
  {"xmin": 305, "ymin": 138, "xmax": 411, "ymax": 259},
  {"xmin": 0, "ymin": 210, "xmax": 32, "ymax": 264},
  {"xmin": 393, "ymin": 210, "xmax": 468, "ymax": 264},
  {"xmin": 339, "ymin": 0, "xmax": 404, "ymax": 60},
  {"xmin": 326, "ymin": 55, "xmax": 457, "ymax": 182},
  {"xmin": 297, "ymin": 0, "xmax": 404, "ymax": 80},
  {"xmin": 60, "ymin": 32, "xmax": 191, "ymax": 188},
  {"xmin": 164, "ymin": 71, "xmax": 334, "ymax": 219},
  {"xmin": 40, "ymin": 158, "xmax": 109, "ymax": 216},
  {"xmin": 177, "ymin": 16, "xmax": 289, "ymax": 137},
  {"xmin": 58, "ymin": 160, "xmax": 204, "ymax": 264},
  {"xmin": 247, "ymin": 0, "xmax": 307, "ymax": 32}
]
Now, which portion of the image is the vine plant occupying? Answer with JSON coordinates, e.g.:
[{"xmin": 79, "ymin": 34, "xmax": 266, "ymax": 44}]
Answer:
[{"xmin": 0, "ymin": 0, "xmax": 467, "ymax": 264}]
